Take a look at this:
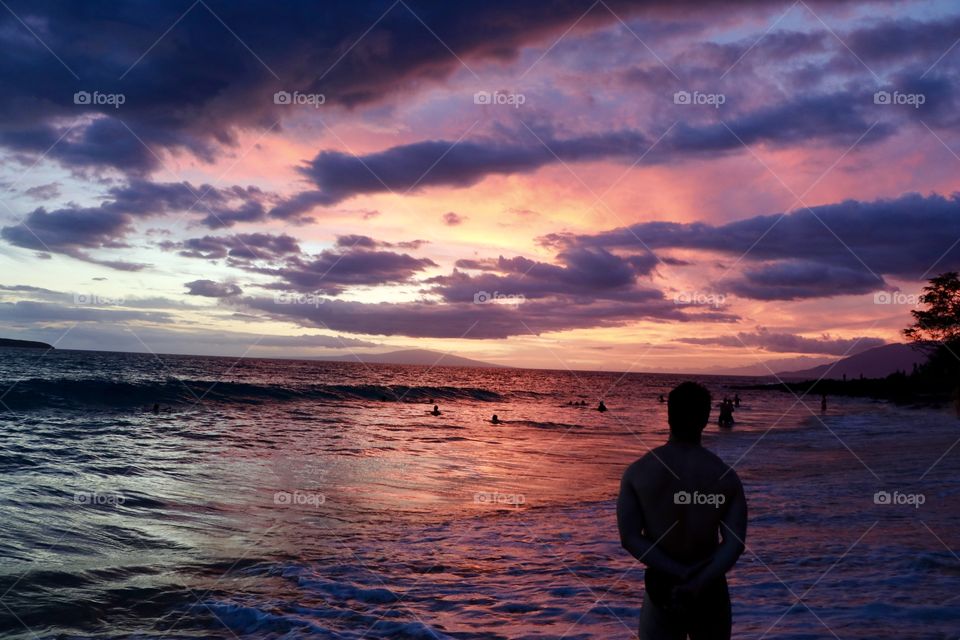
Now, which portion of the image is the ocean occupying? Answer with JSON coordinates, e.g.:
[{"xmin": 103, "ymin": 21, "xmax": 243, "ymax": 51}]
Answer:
[{"xmin": 0, "ymin": 347, "xmax": 957, "ymax": 639}]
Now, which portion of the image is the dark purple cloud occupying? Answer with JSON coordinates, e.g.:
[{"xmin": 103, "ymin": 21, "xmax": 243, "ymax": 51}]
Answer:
[
  {"xmin": 166, "ymin": 232, "xmax": 437, "ymax": 295},
  {"xmin": 227, "ymin": 240, "xmax": 737, "ymax": 338},
  {"xmin": 548, "ymin": 193, "xmax": 960, "ymax": 298},
  {"xmin": 241, "ymin": 294, "xmax": 736, "ymax": 340},
  {"xmin": 184, "ymin": 279, "xmax": 243, "ymax": 298},
  {"xmin": 169, "ymin": 232, "xmax": 302, "ymax": 261},
  {"xmin": 334, "ymin": 234, "xmax": 428, "ymax": 250},
  {"xmin": 430, "ymin": 248, "xmax": 659, "ymax": 303},
  {"xmin": 262, "ymin": 249, "xmax": 438, "ymax": 294},
  {"xmin": 728, "ymin": 261, "xmax": 882, "ymax": 300},
  {"xmin": 1, "ymin": 179, "xmax": 279, "ymax": 267},
  {"xmin": 0, "ymin": 0, "xmax": 713, "ymax": 174},
  {"xmin": 0, "ymin": 0, "xmax": 935, "ymax": 185},
  {"xmin": 285, "ymin": 90, "xmax": 894, "ymax": 206},
  {"xmin": 677, "ymin": 328, "xmax": 885, "ymax": 355}
]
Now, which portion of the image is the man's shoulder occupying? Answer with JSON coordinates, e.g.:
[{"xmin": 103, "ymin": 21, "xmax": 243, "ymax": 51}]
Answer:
[
  {"xmin": 702, "ymin": 449, "xmax": 743, "ymax": 490},
  {"xmin": 630, "ymin": 446, "xmax": 672, "ymax": 467},
  {"xmin": 623, "ymin": 446, "xmax": 674, "ymax": 479}
]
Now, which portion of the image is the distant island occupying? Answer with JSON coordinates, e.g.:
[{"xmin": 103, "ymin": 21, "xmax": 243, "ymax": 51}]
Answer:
[
  {"xmin": 0, "ymin": 338, "xmax": 54, "ymax": 350},
  {"xmin": 316, "ymin": 349, "xmax": 505, "ymax": 368},
  {"xmin": 775, "ymin": 343, "xmax": 927, "ymax": 380},
  {"xmin": 735, "ymin": 343, "xmax": 946, "ymax": 405}
]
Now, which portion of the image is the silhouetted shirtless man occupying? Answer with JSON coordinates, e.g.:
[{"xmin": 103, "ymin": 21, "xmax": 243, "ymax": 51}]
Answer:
[{"xmin": 618, "ymin": 381, "xmax": 747, "ymax": 639}]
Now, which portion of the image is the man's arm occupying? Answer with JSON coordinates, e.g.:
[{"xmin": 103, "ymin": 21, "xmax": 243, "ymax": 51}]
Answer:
[
  {"xmin": 682, "ymin": 474, "xmax": 747, "ymax": 592},
  {"xmin": 616, "ymin": 465, "xmax": 691, "ymax": 579}
]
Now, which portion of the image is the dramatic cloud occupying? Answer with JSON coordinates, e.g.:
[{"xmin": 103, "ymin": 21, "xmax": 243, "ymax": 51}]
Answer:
[
  {"xmin": 262, "ymin": 249, "xmax": 438, "ymax": 294},
  {"xmin": 430, "ymin": 248, "xmax": 660, "ymax": 302},
  {"xmin": 184, "ymin": 279, "xmax": 243, "ymax": 298},
  {"xmin": 728, "ymin": 261, "xmax": 882, "ymax": 300},
  {"xmin": 166, "ymin": 232, "xmax": 438, "ymax": 295},
  {"xmin": 0, "ymin": 0, "xmax": 698, "ymax": 174},
  {"xmin": 241, "ymin": 295, "xmax": 736, "ymax": 340},
  {"xmin": 169, "ymin": 233, "xmax": 302, "ymax": 261},
  {"xmin": 285, "ymin": 87, "xmax": 897, "ymax": 207},
  {"xmin": 551, "ymin": 193, "xmax": 960, "ymax": 298},
  {"xmin": 677, "ymin": 328, "xmax": 886, "ymax": 355},
  {"xmin": 1, "ymin": 180, "xmax": 279, "ymax": 267},
  {"xmin": 334, "ymin": 235, "xmax": 428, "ymax": 250},
  {"xmin": 0, "ymin": 0, "xmax": 951, "ymax": 363}
]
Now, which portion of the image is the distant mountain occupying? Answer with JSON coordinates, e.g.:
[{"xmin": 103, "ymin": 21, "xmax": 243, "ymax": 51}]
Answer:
[
  {"xmin": 317, "ymin": 349, "xmax": 505, "ymax": 368},
  {"xmin": 706, "ymin": 355, "xmax": 835, "ymax": 377},
  {"xmin": 0, "ymin": 338, "xmax": 53, "ymax": 350},
  {"xmin": 776, "ymin": 343, "xmax": 929, "ymax": 380}
]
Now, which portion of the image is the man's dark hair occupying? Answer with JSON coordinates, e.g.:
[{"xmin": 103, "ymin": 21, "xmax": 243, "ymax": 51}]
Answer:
[{"xmin": 668, "ymin": 381, "xmax": 712, "ymax": 442}]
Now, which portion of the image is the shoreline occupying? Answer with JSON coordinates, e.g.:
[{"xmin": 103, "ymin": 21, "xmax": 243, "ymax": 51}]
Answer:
[{"xmin": 731, "ymin": 376, "xmax": 953, "ymax": 409}]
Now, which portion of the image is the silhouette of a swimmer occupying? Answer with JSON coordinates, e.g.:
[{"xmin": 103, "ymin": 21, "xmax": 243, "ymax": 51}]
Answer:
[
  {"xmin": 491, "ymin": 414, "xmax": 501, "ymax": 424},
  {"xmin": 733, "ymin": 393, "xmax": 741, "ymax": 408},
  {"xmin": 597, "ymin": 400, "xmax": 608, "ymax": 412},
  {"xmin": 820, "ymin": 393, "xmax": 827, "ymax": 413},
  {"xmin": 152, "ymin": 403, "xmax": 160, "ymax": 415},
  {"xmin": 430, "ymin": 404, "xmax": 441, "ymax": 416},
  {"xmin": 618, "ymin": 382, "xmax": 747, "ymax": 639},
  {"xmin": 718, "ymin": 398, "xmax": 735, "ymax": 428},
  {"xmin": 658, "ymin": 394, "xmax": 666, "ymax": 403}
]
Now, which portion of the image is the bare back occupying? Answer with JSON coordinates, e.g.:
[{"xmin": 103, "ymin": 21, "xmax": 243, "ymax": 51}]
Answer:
[{"xmin": 622, "ymin": 442, "xmax": 743, "ymax": 565}]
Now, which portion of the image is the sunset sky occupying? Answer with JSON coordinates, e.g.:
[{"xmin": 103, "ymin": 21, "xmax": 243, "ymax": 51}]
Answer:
[{"xmin": 1, "ymin": 0, "xmax": 959, "ymax": 371}]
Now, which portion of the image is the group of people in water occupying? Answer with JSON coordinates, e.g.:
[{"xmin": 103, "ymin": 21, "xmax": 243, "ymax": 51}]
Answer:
[
  {"xmin": 428, "ymin": 387, "xmax": 826, "ymax": 429},
  {"xmin": 429, "ymin": 393, "xmax": 757, "ymax": 426},
  {"xmin": 563, "ymin": 399, "xmax": 608, "ymax": 411}
]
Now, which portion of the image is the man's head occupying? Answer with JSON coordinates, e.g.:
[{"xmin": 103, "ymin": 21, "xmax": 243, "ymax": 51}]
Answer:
[{"xmin": 668, "ymin": 381, "xmax": 712, "ymax": 443}]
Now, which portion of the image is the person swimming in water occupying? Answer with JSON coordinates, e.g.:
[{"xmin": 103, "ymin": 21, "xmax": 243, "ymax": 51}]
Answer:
[
  {"xmin": 430, "ymin": 404, "xmax": 441, "ymax": 416},
  {"xmin": 491, "ymin": 414, "xmax": 501, "ymax": 424},
  {"xmin": 618, "ymin": 381, "xmax": 747, "ymax": 639},
  {"xmin": 733, "ymin": 393, "xmax": 741, "ymax": 408},
  {"xmin": 658, "ymin": 394, "xmax": 666, "ymax": 403},
  {"xmin": 598, "ymin": 400, "xmax": 608, "ymax": 412},
  {"xmin": 718, "ymin": 398, "xmax": 735, "ymax": 428}
]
